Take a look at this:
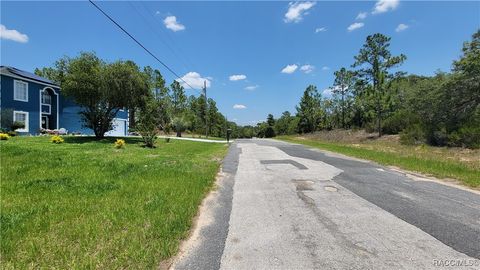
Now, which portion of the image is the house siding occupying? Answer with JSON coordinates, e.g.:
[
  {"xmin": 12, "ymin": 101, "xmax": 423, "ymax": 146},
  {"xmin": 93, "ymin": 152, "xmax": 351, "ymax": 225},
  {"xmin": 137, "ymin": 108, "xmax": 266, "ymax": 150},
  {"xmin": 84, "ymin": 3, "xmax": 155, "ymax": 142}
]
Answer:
[
  {"xmin": 59, "ymin": 97, "xmax": 129, "ymax": 135},
  {"xmin": 1, "ymin": 71, "xmax": 129, "ymax": 136},
  {"xmin": 1, "ymin": 75, "xmax": 48, "ymax": 134},
  {"xmin": 59, "ymin": 96, "xmax": 93, "ymax": 134}
]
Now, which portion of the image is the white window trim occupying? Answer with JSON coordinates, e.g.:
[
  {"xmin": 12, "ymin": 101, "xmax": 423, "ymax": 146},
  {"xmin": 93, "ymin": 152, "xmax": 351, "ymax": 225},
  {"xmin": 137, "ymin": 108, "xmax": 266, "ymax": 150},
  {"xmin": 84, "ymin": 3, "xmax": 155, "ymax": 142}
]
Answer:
[
  {"xmin": 14, "ymin": 80, "xmax": 28, "ymax": 102},
  {"xmin": 39, "ymin": 87, "xmax": 59, "ymax": 130},
  {"xmin": 13, "ymin": 111, "xmax": 29, "ymax": 132},
  {"xmin": 41, "ymin": 91, "xmax": 52, "ymax": 105}
]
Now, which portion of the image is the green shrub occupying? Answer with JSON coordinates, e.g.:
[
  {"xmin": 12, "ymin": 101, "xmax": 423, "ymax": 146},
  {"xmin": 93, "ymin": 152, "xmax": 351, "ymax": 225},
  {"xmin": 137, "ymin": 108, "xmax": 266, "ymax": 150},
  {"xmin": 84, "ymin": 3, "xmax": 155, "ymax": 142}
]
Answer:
[
  {"xmin": 7, "ymin": 131, "xmax": 17, "ymax": 137},
  {"xmin": 400, "ymin": 124, "xmax": 425, "ymax": 145},
  {"xmin": 429, "ymin": 129, "xmax": 448, "ymax": 146},
  {"xmin": 172, "ymin": 117, "xmax": 189, "ymax": 138},
  {"xmin": 448, "ymin": 126, "xmax": 480, "ymax": 148},
  {"xmin": 1, "ymin": 108, "xmax": 13, "ymax": 131},
  {"xmin": 11, "ymin": 121, "xmax": 25, "ymax": 131},
  {"xmin": 364, "ymin": 122, "xmax": 377, "ymax": 133},
  {"xmin": 382, "ymin": 111, "xmax": 420, "ymax": 135},
  {"xmin": 265, "ymin": 126, "xmax": 276, "ymax": 138}
]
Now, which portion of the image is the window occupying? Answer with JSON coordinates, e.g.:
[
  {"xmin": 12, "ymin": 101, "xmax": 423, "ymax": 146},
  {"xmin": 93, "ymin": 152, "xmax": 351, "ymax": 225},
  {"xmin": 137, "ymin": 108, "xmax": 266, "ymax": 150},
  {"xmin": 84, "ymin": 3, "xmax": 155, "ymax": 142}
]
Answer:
[
  {"xmin": 14, "ymin": 80, "xmax": 28, "ymax": 102},
  {"xmin": 41, "ymin": 105, "xmax": 51, "ymax": 114},
  {"xmin": 13, "ymin": 111, "xmax": 29, "ymax": 132},
  {"xmin": 41, "ymin": 91, "xmax": 51, "ymax": 104}
]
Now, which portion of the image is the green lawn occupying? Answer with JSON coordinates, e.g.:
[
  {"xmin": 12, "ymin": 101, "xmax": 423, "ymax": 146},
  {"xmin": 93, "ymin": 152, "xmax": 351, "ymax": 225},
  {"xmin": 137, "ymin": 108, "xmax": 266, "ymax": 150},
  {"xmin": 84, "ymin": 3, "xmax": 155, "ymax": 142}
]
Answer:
[
  {"xmin": 277, "ymin": 135, "xmax": 480, "ymax": 188},
  {"xmin": 0, "ymin": 136, "xmax": 227, "ymax": 269}
]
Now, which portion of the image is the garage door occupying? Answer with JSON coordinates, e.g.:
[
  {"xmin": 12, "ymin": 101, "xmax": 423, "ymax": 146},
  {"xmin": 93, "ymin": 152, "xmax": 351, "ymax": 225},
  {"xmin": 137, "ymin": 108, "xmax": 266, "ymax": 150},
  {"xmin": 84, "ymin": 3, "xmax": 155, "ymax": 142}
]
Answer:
[{"xmin": 106, "ymin": 118, "xmax": 127, "ymax": 137}]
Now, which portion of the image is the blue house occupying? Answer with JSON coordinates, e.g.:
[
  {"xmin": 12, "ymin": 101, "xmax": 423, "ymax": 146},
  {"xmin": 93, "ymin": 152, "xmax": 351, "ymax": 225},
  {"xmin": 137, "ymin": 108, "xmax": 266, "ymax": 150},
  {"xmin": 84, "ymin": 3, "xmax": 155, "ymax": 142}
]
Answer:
[{"xmin": 0, "ymin": 66, "xmax": 129, "ymax": 136}]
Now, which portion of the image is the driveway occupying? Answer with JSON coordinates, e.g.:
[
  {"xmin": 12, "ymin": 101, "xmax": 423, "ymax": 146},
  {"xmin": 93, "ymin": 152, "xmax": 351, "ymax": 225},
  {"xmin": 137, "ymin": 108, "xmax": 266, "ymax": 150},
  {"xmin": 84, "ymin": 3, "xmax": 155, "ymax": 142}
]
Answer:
[{"xmin": 172, "ymin": 139, "xmax": 480, "ymax": 270}]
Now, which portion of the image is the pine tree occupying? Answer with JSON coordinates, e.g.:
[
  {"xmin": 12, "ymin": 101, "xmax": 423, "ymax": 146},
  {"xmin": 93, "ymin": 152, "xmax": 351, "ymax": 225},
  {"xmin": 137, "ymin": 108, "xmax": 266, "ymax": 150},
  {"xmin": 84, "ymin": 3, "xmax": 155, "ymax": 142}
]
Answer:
[{"xmin": 296, "ymin": 85, "xmax": 322, "ymax": 133}]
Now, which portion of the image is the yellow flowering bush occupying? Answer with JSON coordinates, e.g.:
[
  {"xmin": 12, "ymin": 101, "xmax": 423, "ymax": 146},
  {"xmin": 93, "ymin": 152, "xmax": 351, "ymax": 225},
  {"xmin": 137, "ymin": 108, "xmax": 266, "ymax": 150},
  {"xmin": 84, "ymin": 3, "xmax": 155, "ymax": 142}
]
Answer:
[
  {"xmin": 50, "ymin": 135, "xmax": 64, "ymax": 144},
  {"xmin": 0, "ymin": 133, "xmax": 10, "ymax": 140},
  {"xmin": 114, "ymin": 139, "xmax": 126, "ymax": 149}
]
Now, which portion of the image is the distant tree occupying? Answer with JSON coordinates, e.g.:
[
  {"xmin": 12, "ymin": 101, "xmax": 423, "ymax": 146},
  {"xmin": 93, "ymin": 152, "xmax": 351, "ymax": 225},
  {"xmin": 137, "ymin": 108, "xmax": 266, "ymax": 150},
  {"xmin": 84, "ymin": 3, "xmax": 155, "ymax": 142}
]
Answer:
[
  {"xmin": 207, "ymin": 99, "xmax": 225, "ymax": 137},
  {"xmin": 256, "ymin": 122, "xmax": 268, "ymax": 138},
  {"xmin": 238, "ymin": 125, "xmax": 255, "ymax": 138},
  {"xmin": 136, "ymin": 98, "xmax": 162, "ymax": 148},
  {"xmin": 447, "ymin": 29, "xmax": 480, "ymax": 129},
  {"xmin": 187, "ymin": 94, "xmax": 207, "ymax": 135},
  {"xmin": 353, "ymin": 33, "xmax": 406, "ymax": 137},
  {"xmin": 265, "ymin": 114, "xmax": 276, "ymax": 138},
  {"xmin": 144, "ymin": 67, "xmax": 171, "ymax": 133},
  {"xmin": 139, "ymin": 67, "xmax": 169, "ymax": 131},
  {"xmin": 170, "ymin": 81, "xmax": 187, "ymax": 116},
  {"xmin": 332, "ymin": 68, "xmax": 355, "ymax": 129},
  {"xmin": 171, "ymin": 116, "xmax": 189, "ymax": 137},
  {"xmin": 274, "ymin": 111, "xmax": 297, "ymax": 135},
  {"xmin": 296, "ymin": 85, "xmax": 322, "ymax": 133}
]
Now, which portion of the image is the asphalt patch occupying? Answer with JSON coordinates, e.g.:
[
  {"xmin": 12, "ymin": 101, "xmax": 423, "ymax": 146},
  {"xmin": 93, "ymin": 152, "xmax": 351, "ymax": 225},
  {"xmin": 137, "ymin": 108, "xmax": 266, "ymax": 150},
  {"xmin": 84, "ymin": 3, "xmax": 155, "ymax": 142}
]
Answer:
[{"xmin": 261, "ymin": 159, "xmax": 308, "ymax": 170}]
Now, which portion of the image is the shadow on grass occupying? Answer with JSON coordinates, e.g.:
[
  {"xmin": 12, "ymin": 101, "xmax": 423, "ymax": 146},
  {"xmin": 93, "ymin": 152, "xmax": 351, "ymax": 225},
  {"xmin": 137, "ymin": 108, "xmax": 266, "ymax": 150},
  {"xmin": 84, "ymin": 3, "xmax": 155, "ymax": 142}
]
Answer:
[{"xmin": 62, "ymin": 136, "xmax": 143, "ymax": 145}]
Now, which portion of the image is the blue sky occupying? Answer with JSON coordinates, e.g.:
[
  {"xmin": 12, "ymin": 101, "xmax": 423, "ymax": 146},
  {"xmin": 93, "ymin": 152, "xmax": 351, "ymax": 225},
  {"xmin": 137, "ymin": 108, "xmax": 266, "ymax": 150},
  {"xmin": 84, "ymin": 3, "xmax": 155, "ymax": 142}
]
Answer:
[{"xmin": 1, "ymin": 1, "xmax": 479, "ymax": 125}]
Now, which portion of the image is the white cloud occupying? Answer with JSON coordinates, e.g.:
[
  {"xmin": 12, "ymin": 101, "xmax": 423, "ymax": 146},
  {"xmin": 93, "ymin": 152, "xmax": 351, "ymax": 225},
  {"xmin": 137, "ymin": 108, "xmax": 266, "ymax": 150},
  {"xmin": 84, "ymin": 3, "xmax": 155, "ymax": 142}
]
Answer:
[
  {"xmin": 322, "ymin": 88, "xmax": 333, "ymax": 97},
  {"xmin": 233, "ymin": 104, "xmax": 247, "ymax": 109},
  {"xmin": 229, "ymin": 74, "xmax": 247, "ymax": 81},
  {"xmin": 347, "ymin": 22, "xmax": 364, "ymax": 32},
  {"xmin": 300, "ymin": 64, "xmax": 315, "ymax": 74},
  {"xmin": 395, "ymin": 23, "xmax": 409, "ymax": 32},
  {"xmin": 163, "ymin": 16, "xmax": 185, "ymax": 32},
  {"xmin": 356, "ymin": 12, "xmax": 368, "ymax": 20},
  {"xmin": 155, "ymin": 11, "xmax": 161, "ymax": 15},
  {"xmin": 322, "ymin": 66, "xmax": 330, "ymax": 71},
  {"xmin": 281, "ymin": 64, "xmax": 298, "ymax": 74},
  {"xmin": 284, "ymin": 1, "xmax": 316, "ymax": 23},
  {"xmin": 372, "ymin": 0, "xmax": 400, "ymax": 14},
  {"xmin": 177, "ymin": 72, "xmax": 211, "ymax": 89},
  {"xmin": 315, "ymin": 27, "xmax": 327, "ymax": 33},
  {"xmin": 245, "ymin": 85, "xmax": 259, "ymax": 91},
  {"xmin": 0, "ymin": 24, "xmax": 28, "ymax": 43}
]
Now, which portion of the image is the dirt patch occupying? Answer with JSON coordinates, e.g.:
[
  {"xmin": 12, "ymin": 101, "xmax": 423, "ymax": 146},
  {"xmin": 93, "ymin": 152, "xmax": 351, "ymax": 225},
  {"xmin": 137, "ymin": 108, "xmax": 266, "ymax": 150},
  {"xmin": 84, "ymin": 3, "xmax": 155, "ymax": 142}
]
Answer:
[
  {"xmin": 292, "ymin": 180, "xmax": 315, "ymax": 191},
  {"xmin": 300, "ymin": 129, "xmax": 379, "ymax": 144},
  {"xmin": 165, "ymin": 171, "xmax": 227, "ymax": 270}
]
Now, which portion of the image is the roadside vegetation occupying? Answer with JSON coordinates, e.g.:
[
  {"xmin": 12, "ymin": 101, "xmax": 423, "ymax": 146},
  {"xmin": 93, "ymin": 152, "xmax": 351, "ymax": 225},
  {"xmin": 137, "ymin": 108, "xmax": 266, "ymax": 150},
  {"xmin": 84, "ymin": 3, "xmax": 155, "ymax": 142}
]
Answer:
[
  {"xmin": 278, "ymin": 131, "xmax": 479, "ymax": 188},
  {"xmin": 24, "ymin": 30, "xmax": 480, "ymax": 146},
  {"xmin": 0, "ymin": 136, "xmax": 227, "ymax": 269},
  {"xmin": 33, "ymin": 53, "xmax": 234, "ymax": 142},
  {"xmin": 239, "ymin": 30, "xmax": 480, "ymax": 150},
  {"xmin": 237, "ymin": 30, "xmax": 479, "ymax": 187}
]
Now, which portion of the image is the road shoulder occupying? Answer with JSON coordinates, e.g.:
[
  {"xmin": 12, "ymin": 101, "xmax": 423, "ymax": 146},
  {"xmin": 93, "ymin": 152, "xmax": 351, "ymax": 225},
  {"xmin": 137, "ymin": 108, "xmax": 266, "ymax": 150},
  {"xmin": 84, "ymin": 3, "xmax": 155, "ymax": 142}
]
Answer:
[{"xmin": 169, "ymin": 143, "xmax": 240, "ymax": 270}]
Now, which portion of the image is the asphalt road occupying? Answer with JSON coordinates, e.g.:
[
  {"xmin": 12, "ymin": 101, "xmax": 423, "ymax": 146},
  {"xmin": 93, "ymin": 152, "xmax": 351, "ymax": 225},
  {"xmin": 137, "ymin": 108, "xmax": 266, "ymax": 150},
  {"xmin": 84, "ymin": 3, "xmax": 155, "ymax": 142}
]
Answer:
[{"xmin": 172, "ymin": 139, "xmax": 480, "ymax": 270}]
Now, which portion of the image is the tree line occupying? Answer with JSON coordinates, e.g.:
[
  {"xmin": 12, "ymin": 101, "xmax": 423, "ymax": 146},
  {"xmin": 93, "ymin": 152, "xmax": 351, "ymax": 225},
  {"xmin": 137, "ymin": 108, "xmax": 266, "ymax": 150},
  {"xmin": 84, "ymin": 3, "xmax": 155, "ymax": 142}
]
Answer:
[
  {"xmin": 35, "ymin": 30, "xmax": 478, "ymax": 148},
  {"xmin": 35, "ymin": 52, "xmax": 233, "ymax": 147},
  {"xmin": 250, "ymin": 30, "xmax": 479, "ymax": 149}
]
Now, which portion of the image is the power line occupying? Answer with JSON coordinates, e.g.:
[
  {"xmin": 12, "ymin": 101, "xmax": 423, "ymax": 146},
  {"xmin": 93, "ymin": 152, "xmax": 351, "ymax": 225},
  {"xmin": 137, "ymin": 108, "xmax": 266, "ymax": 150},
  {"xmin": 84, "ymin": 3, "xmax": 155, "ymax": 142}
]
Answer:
[
  {"xmin": 128, "ymin": 1, "xmax": 191, "ymax": 74},
  {"xmin": 137, "ymin": 2, "xmax": 200, "ymax": 73},
  {"xmin": 88, "ymin": 0, "xmax": 201, "ymax": 93}
]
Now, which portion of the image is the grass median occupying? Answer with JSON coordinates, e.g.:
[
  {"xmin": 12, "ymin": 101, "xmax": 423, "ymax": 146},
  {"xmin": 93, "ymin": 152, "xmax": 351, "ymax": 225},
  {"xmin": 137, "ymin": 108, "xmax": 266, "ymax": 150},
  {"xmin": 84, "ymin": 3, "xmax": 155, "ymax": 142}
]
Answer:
[
  {"xmin": 276, "ymin": 135, "xmax": 479, "ymax": 188},
  {"xmin": 0, "ymin": 136, "xmax": 227, "ymax": 269}
]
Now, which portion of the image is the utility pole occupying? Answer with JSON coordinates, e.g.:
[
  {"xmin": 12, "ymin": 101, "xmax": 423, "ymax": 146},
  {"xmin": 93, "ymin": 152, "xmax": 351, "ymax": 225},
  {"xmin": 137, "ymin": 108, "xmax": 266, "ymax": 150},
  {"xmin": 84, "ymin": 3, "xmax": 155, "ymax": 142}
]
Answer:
[{"xmin": 203, "ymin": 80, "xmax": 208, "ymax": 138}]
